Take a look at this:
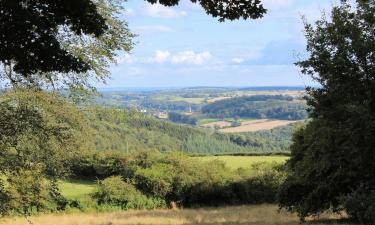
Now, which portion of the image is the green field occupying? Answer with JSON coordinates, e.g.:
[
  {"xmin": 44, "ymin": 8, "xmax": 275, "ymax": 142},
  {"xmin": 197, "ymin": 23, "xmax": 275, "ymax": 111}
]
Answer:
[
  {"xmin": 58, "ymin": 179, "xmax": 96, "ymax": 200},
  {"xmin": 58, "ymin": 156, "xmax": 289, "ymax": 200},
  {"xmin": 197, "ymin": 155, "xmax": 288, "ymax": 170}
]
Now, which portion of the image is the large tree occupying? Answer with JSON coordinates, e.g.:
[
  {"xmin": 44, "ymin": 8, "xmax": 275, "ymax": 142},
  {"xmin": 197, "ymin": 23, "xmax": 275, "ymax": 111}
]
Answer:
[
  {"xmin": 0, "ymin": 0, "xmax": 266, "ymax": 90},
  {"xmin": 278, "ymin": 0, "xmax": 375, "ymax": 223}
]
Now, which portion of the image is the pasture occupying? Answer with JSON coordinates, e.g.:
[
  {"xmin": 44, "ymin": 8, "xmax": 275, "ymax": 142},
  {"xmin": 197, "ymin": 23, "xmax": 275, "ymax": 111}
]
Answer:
[{"xmin": 0, "ymin": 205, "xmax": 351, "ymax": 225}]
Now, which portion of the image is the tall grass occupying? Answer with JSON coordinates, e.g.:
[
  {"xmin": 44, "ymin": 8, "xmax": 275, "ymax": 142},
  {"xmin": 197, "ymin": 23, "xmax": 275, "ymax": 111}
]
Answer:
[{"xmin": 0, "ymin": 205, "xmax": 352, "ymax": 225}]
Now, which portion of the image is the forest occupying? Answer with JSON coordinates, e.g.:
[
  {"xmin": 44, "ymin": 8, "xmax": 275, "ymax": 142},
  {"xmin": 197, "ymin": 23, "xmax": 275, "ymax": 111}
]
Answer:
[
  {"xmin": 201, "ymin": 95, "xmax": 308, "ymax": 120},
  {"xmin": 87, "ymin": 107, "xmax": 297, "ymax": 154}
]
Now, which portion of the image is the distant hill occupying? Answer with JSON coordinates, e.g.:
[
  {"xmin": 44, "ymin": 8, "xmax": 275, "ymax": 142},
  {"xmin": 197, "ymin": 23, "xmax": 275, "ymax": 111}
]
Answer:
[{"xmin": 202, "ymin": 95, "xmax": 308, "ymax": 120}]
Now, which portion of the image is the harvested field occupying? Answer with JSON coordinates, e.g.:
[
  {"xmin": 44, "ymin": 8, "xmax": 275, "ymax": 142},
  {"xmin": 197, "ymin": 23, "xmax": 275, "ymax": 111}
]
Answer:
[{"xmin": 220, "ymin": 119, "xmax": 299, "ymax": 133}]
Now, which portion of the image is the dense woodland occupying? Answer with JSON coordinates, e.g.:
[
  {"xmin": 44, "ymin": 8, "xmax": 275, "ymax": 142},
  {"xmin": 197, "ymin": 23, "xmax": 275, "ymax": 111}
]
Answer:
[
  {"xmin": 86, "ymin": 107, "xmax": 296, "ymax": 154},
  {"xmin": 202, "ymin": 95, "xmax": 308, "ymax": 120}
]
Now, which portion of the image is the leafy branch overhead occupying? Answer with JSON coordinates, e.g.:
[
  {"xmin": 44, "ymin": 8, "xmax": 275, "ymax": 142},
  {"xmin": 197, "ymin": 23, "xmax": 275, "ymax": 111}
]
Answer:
[{"xmin": 146, "ymin": 0, "xmax": 267, "ymax": 21}]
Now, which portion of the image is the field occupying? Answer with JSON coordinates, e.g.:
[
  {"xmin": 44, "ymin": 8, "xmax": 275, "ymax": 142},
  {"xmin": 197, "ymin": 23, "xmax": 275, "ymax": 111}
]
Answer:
[
  {"xmin": 58, "ymin": 179, "xmax": 96, "ymax": 200},
  {"xmin": 0, "ymin": 205, "xmax": 351, "ymax": 225},
  {"xmin": 197, "ymin": 155, "xmax": 288, "ymax": 170},
  {"xmin": 219, "ymin": 119, "xmax": 300, "ymax": 133}
]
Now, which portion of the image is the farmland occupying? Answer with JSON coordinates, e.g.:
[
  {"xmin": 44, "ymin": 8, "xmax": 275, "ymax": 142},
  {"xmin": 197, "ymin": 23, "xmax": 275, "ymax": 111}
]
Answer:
[
  {"xmin": 219, "ymin": 119, "xmax": 300, "ymax": 133},
  {"xmin": 0, "ymin": 205, "xmax": 351, "ymax": 225}
]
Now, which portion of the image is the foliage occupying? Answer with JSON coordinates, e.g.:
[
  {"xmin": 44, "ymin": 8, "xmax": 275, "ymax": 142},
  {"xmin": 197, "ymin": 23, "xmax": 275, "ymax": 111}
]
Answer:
[
  {"xmin": 70, "ymin": 151, "xmax": 287, "ymax": 208},
  {"xmin": 145, "ymin": 0, "xmax": 267, "ymax": 21},
  {"xmin": 0, "ymin": 0, "xmax": 106, "ymax": 77},
  {"xmin": 343, "ymin": 186, "xmax": 375, "ymax": 225},
  {"xmin": 0, "ymin": 89, "xmax": 92, "ymax": 177},
  {"xmin": 85, "ymin": 107, "xmax": 272, "ymax": 154},
  {"xmin": 0, "ymin": 89, "xmax": 92, "ymax": 215},
  {"xmin": 0, "ymin": 0, "xmax": 134, "ymax": 95},
  {"xmin": 168, "ymin": 112, "xmax": 197, "ymax": 125},
  {"xmin": 202, "ymin": 95, "xmax": 307, "ymax": 120},
  {"xmin": 92, "ymin": 176, "xmax": 165, "ymax": 210},
  {"xmin": 228, "ymin": 123, "xmax": 303, "ymax": 152},
  {"xmin": 279, "ymin": 0, "xmax": 375, "ymax": 222}
]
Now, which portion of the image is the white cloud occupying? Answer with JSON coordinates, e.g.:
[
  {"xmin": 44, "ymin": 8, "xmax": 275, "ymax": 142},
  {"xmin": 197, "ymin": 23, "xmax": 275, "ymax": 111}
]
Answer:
[
  {"xmin": 117, "ymin": 50, "xmax": 213, "ymax": 66},
  {"xmin": 134, "ymin": 25, "xmax": 172, "ymax": 34},
  {"xmin": 148, "ymin": 50, "xmax": 171, "ymax": 63},
  {"xmin": 171, "ymin": 51, "xmax": 212, "ymax": 65},
  {"xmin": 144, "ymin": 3, "xmax": 187, "ymax": 19},
  {"xmin": 231, "ymin": 58, "xmax": 245, "ymax": 64}
]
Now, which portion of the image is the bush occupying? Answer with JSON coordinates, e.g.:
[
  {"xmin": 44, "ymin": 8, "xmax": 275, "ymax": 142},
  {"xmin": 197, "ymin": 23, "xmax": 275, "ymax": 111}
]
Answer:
[
  {"xmin": 92, "ymin": 176, "xmax": 165, "ymax": 210},
  {"xmin": 344, "ymin": 187, "xmax": 375, "ymax": 225}
]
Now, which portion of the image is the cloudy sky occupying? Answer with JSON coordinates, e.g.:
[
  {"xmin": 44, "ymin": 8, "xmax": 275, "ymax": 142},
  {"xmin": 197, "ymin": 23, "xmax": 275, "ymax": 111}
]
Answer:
[{"xmin": 106, "ymin": 0, "xmax": 337, "ymax": 88}]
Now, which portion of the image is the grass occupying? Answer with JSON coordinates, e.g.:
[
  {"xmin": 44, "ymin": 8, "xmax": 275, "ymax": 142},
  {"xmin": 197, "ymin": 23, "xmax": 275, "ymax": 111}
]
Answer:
[
  {"xmin": 197, "ymin": 155, "xmax": 288, "ymax": 170},
  {"xmin": 0, "ymin": 205, "xmax": 352, "ymax": 225},
  {"xmin": 58, "ymin": 179, "xmax": 96, "ymax": 200},
  {"xmin": 57, "ymin": 156, "xmax": 289, "ymax": 201}
]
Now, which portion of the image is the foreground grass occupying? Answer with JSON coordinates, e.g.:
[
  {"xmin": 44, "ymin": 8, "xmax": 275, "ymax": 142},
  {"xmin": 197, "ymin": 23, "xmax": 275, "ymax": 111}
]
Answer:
[
  {"xmin": 0, "ymin": 205, "xmax": 352, "ymax": 225},
  {"xmin": 198, "ymin": 156, "xmax": 288, "ymax": 170}
]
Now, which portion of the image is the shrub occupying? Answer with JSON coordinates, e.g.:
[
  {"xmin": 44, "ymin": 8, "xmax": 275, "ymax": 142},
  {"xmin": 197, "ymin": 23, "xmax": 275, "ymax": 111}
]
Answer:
[{"xmin": 92, "ymin": 176, "xmax": 165, "ymax": 210}]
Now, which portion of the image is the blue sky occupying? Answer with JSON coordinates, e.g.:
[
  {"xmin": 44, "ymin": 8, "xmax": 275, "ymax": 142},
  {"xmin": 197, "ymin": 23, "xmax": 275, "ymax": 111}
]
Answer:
[{"xmin": 106, "ymin": 0, "xmax": 337, "ymax": 88}]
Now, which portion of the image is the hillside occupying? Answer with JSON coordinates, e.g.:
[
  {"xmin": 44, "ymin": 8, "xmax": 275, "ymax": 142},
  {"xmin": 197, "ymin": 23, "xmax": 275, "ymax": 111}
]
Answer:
[
  {"xmin": 84, "ymin": 107, "xmax": 297, "ymax": 154},
  {"xmin": 202, "ymin": 95, "xmax": 307, "ymax": 120}
]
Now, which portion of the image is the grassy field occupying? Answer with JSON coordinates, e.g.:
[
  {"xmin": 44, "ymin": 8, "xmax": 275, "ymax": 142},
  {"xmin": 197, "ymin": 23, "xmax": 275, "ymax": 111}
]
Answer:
[
  {"xmin": 59, "ymin": 179, "xmax": 96, "ymax": 200},
  {"xmin": 197, "ymin": 155, "xmax": 288, "ymax": 170},
  {"xmin": 0, "ymin": 205, "xmax": 351, "ymax": 225},
  {"xmin": 57, "ymin": 156, "xmax": 289, "ymax": 201}
]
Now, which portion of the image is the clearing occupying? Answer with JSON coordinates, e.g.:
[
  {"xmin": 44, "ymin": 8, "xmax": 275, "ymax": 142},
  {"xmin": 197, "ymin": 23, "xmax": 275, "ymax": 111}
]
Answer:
[{"xmin": 0, "ymin": 205, "xmax": 351, "ymax": 225}]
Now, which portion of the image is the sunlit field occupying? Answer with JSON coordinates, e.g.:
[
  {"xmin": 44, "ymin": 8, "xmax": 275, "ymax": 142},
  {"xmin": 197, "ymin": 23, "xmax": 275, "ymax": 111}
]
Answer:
[{"xmin": 0, "ymin": 205, "xmax": 352, "ymax": 225}]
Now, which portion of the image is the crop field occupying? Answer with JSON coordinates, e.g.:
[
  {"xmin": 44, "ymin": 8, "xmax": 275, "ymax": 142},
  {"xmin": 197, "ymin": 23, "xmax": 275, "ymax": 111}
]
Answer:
[
  {"xmin": 0, "ymin": 205, "xmax": 351, "ymax": 225},
  {"xmin": 197, "ymin": 155, "xmax": 288, "ymax": 170},
  {"xmin": 219, "ymin": 119, "xmax": 299, "ymax": 133}
]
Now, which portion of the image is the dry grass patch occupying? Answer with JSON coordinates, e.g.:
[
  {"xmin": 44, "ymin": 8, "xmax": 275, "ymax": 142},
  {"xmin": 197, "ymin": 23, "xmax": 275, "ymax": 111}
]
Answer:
[
  {"xmin": 220, "ymin": 120, "xmax": 299, "ymax": 133},
  {"xmin": 0, "ymin": 205, "xmax": 352, "ymax": 225}
]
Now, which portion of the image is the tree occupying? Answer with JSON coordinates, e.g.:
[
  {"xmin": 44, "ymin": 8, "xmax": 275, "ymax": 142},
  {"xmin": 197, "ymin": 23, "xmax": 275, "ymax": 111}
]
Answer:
[
  {"xmin": 0, "ymin": 0, "xmax": 134, "ymax": 94},
  {"xmin": 0, "ymin": 0, "xmax": 265, "ymax": 91},
  {"xmin": 146, "ymin": 0, "xmax": 267, "ymax": 21},
  {"xmin": 278, "ymin": 0, "xmax": 375, "ymax": 222},
  {"xmin": 0, "ymin": 89, "xmax": 93, "ymax": 215}
]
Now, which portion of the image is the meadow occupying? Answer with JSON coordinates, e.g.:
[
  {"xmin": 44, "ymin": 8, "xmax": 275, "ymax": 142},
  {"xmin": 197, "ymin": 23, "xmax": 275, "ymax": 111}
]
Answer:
[{"xmin": 0, "ymin": 205, "xmax": 351, "ymax": 225}]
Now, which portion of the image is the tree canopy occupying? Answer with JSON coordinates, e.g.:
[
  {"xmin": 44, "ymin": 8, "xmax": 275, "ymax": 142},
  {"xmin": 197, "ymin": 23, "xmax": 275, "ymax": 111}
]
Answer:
[
  {"xmin": 278, "ymin": 0, "xmax": 375, "ymax": 223},
  {"xmin": 146, "ymin": 0, "xmax": 267, "ymax": 21}
]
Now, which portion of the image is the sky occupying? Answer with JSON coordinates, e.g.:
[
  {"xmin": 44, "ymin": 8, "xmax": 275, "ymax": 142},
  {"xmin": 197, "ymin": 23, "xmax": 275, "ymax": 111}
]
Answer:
[{"xmin": 105, "ymin": 0, "xmax": 338, "ymax": 88}]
